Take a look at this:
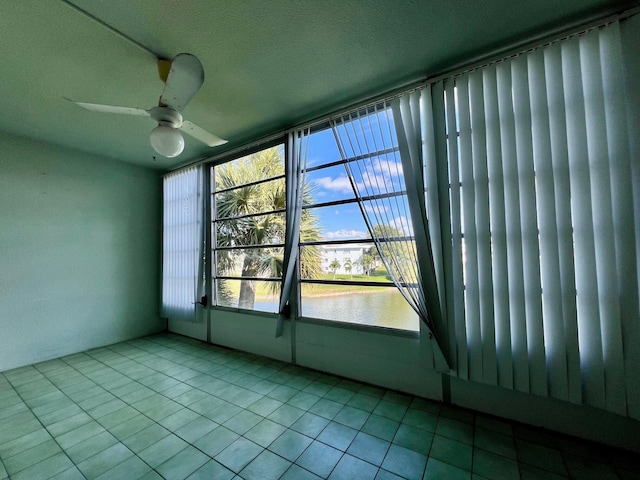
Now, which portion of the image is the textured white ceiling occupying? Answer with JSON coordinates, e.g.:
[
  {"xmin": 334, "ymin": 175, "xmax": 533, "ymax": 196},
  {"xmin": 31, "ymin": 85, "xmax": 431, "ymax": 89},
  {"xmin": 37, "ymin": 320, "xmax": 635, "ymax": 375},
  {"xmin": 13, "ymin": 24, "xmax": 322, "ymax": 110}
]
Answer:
[{"xmin": 0, "ymin": 0, "xmax": 632, "ymax": 170}]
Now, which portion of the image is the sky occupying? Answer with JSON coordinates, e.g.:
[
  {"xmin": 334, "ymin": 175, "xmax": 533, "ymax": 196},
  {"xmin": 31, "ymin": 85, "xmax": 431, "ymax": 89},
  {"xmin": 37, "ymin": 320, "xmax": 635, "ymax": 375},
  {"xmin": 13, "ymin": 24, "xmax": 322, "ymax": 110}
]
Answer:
[{"xmin": 304, "ymin": 125, "xmax": 413, "ymax": 242}]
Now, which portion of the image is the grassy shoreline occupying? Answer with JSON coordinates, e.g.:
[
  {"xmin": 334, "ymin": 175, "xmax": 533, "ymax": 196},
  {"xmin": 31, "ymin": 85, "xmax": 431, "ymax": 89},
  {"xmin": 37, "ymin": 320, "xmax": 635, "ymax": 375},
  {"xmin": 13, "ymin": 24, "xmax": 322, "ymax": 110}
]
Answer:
[{"xmin": 221, "ymin": 272, "xmax": 393, "ymax": 300}]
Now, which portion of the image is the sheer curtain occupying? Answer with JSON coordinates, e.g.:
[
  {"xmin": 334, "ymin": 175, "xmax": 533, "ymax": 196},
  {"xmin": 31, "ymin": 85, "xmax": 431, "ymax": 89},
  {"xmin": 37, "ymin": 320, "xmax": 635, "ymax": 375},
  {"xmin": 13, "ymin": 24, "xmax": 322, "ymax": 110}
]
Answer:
[
  {"xmin": 277, "ymin": 128, "xmax": 311, "ymax": 337},
  {"xmin": 331, "ymin": 104, "xmax": 448, "ymax": 370},
  {"xmin": 162, "ymin": 165, "xmax": 206, "ymax": 323},
  {"xmin": 443, "ymin": 18, "xmax": 640, "ymax": 417}
]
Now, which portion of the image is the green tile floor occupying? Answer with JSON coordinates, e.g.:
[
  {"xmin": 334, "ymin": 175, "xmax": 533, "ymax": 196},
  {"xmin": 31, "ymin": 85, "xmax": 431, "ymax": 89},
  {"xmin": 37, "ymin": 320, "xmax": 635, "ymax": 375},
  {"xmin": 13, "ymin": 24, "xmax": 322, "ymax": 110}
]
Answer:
[{"xmin": 1, "ymin": 333, "xmax": 638, "ymax": 480}]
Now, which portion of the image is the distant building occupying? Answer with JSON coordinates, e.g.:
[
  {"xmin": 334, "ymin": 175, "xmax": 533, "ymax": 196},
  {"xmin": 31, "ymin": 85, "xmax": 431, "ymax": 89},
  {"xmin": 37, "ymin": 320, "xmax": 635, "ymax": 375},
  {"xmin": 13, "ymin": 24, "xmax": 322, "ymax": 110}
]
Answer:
[{"xmin": 319, "ymin": 243, "xmax": 371, "ymax": 274}]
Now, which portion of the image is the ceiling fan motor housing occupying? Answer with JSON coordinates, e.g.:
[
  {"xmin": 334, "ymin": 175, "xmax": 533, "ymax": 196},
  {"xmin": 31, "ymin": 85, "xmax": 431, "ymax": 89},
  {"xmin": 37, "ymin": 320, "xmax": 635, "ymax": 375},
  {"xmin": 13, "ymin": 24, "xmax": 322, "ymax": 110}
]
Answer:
[{"xmin": 149, "ymin": 106, "xmax": 183, "ymax": 128}]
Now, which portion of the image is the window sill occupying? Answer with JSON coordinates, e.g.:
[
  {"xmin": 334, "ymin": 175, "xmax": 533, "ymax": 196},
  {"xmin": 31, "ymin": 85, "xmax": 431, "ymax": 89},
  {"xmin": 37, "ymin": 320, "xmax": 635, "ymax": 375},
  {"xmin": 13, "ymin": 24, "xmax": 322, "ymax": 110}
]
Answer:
[{"xmin": 296, "ymin": 315, "xmax": 420, "ymax": 338}]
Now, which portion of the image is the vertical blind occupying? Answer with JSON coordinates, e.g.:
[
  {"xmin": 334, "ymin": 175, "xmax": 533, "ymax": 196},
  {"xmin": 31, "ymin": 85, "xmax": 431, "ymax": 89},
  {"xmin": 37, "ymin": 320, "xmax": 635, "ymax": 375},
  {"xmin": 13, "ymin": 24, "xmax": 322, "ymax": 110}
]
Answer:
[
  {"xmin": 162, "ymin": 166, "xmax": 205, "ymax": 323},
  {"xmin": 331, "ymin": 100, "xmax": 453, "ymax": 369},
  {"xmin": 442, "ymin": 19, "xmax": 640, "ymax": 418}
]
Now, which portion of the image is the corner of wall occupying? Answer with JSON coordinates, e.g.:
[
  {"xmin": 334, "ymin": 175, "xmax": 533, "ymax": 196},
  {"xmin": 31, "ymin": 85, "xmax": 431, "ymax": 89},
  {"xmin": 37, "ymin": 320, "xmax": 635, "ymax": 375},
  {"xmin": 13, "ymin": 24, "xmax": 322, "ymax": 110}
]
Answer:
[{"xmin": 449, "ymin": 376, "xmax": 640, "ymax": 453}]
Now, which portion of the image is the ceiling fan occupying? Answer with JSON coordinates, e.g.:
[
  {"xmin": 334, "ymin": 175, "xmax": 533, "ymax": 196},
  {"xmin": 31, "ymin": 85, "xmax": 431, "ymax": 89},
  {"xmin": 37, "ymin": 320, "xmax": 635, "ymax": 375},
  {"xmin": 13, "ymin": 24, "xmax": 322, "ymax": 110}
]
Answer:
[{"xmin": 67, "ymin": 53, "xmax": 227, "ymax": 158}]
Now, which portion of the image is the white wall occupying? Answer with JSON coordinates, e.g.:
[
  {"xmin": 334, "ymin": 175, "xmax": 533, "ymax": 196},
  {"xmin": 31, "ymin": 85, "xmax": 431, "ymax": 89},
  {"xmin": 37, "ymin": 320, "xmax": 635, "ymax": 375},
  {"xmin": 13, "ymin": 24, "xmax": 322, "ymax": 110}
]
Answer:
[
  {"xmin": 168, "ymin": 314, "xmax": 207, "ymax": 341},
  {"xmin": 210, "ymin": 309, "xmax": 292, "ymax": 363},
  {"xmin": 296, "ymin": 322, "xmax": 442, "ymax": 400},
  {"xmin": 449, "ymin": 377, "xmax": 640, "ymax": 452},
  {"xmin": 0, "ymin": 132, "xmax": 164, "ymax": 370}
]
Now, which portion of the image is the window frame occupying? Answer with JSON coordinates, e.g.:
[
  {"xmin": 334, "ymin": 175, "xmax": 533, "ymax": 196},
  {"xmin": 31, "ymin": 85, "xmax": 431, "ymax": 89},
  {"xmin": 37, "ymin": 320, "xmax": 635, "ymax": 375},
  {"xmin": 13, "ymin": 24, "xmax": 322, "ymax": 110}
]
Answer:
[
  {"xmin": 203, "ymin": 125, "xmax": 420, "ymax": 334},
  {"xmin": 209, "ymin": 138, "xmax": 287, "ymax": 313},
  {"xmin": 295, "ymin": 122, "xmax": 420, "ymax": 333}
]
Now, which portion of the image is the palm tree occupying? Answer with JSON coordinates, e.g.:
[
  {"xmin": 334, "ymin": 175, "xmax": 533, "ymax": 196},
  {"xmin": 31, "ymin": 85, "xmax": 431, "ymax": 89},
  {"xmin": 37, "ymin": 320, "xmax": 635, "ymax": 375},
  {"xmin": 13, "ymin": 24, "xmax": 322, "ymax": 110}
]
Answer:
[
  {"xmin": 215, "ymin": 147, "xmax": 322, "ymax": 309},
  {"xmin": 329, "ymin": 259, "xmax": 341, "ymax": 279},
  {"xmin": 360, "ymin": 253, "xmax": 374, "ymax": 276},
  {"xmin": 344, "ymin": 259, "xmax": 353, "ymax": 278}
]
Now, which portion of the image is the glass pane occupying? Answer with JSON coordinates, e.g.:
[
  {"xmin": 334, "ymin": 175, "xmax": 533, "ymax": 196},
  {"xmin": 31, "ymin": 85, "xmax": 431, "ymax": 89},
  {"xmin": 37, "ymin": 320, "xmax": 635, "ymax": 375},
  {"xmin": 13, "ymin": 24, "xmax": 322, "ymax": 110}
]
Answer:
[
  {"xmin": 214, "ymin": 145, "xmax": 285, "ymax": 188},
  {"xmin": 303, "ymin": 203, "xmax": 369, "ymax": 242},
  {"xmin": 300, "ymin": 243, "xmax": 392, "ymax": 281},
  {"xmin": 343, "ymin": 154, "xmax": 405, "ymax": 196},
  {"xmin": 215, "ymin": 212, "xmax": 286, "ymax": 247},
  {"xmin": 333, "ymin": 107, "xmax": 397, "ymax": 159},
  {"xmin": 215, "ymin": 176, "xmax": 285, "ymax": 219},
  {"xmin": 359, "ymin": 195, "xmax": 412, "ymax": 236},
  {"xmin": 305, "ymin": 164, "xmax": 356, "ymax": 203},
  {"xmin": 300, "ymin": 284, "xmax": 418, "ymax": 331},
  {"xmin": 307, "ymin": 127, "xmax": 341, "ymax": 168},
  {"xmin": 215, "ymin": 247, "xmax": 284, "ymax": 279},
  {"xmin": 378, "ymin": 239, "xmax": 418, "ymax": 285},
  {"xmin": 216, "ymin": 279, "xmax": 280, "ymax": 313}
]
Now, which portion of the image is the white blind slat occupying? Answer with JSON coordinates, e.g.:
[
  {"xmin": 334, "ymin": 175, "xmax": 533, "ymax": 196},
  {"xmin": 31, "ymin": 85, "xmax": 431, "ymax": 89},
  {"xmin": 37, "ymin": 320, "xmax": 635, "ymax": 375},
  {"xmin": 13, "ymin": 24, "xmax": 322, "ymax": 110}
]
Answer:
[
  {"xmin": 496, "ymin": 62, "xmax": 530, "ymax": 393},
  {"xmin": 512, "ymin": 55, "xmax": 547, "ymax": 397},
  {"xmin": 483, "ymin": 65, "xmax": 514, "ymax": 390},
  {"xmin": 583, "ymin": 29, "xmax": 627, "ymax": 415},
  {"xmin": 562, "ymin": 36, "xmax": 606, "ymax": 409},
  {"xmin": 543, "ymin": 43, "xmax": 583, "ymax": 405},
  {"xmin": 528, "ymin": 48, "xmax": 569, "ymax": 401},
  {"xmin": 615, "ymin": 16, "xmax": 640, "ymax": 420},
  {"xmin": 470, "ymin": 70, "xmax": 498, "ymax": 386},
  {"xmin": 445, "ymin": 80, "xmax": 468, "ymax": 380},
  {"xmin": 457, "ymin": 76, "xmax": 483, "ymax": 382}
]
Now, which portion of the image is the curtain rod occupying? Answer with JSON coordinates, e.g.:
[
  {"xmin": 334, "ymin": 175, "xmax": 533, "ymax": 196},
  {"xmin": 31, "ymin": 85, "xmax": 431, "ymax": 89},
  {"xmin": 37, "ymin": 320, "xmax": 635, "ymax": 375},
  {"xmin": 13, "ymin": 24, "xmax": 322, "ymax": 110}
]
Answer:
[
  {"xmin": 290, "ymin": 4, "xmax": 640, "ymax": 127},
  {"xmin": 166, "ymin": 130, "xmax": 287, "ymax": 175},
  {"xmin": 425, "ymin": 4, "xmax": 640, "ymax": 85},
  {"xmin": 168, "ymin": 4, "xmax": 639, "ymax": 175}
]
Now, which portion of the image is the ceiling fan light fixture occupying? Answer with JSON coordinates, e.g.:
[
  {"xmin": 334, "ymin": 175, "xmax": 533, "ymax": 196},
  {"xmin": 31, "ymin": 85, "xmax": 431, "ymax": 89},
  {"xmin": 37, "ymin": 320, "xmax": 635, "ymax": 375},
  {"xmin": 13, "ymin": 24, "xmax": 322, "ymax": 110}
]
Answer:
[{"xmin": 150, "ymin": 125, "xmax": 184, "ymax": 158}]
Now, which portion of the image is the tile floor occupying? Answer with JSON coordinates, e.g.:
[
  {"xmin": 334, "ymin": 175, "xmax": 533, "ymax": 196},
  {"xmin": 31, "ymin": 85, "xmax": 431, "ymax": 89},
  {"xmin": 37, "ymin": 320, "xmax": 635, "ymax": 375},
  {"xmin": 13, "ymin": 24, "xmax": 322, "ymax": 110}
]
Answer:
[{"xmin": 1, "ymin": 333, "xmax": 638, "ymax": 480}]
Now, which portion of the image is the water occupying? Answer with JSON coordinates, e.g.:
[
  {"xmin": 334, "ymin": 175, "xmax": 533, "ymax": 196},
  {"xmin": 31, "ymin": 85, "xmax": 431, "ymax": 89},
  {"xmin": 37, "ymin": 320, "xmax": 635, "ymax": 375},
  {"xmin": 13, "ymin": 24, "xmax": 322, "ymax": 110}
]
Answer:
[{"xmin": 254, "ymin": 289, "xmax": 418, "ymax": 331}]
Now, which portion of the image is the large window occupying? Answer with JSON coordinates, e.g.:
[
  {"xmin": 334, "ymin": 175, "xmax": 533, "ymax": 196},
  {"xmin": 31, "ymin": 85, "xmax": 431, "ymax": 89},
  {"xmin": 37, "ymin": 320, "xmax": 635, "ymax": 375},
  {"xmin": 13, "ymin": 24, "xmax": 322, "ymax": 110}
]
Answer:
[
  {"xmin": 166, "ymin": 11, "xmax": 640, "ymax": 418},
  {"xmin": 299, "ymin": 126, "xmax": 419, "ymax": 331},
  {"xmin": 211, "ymin": 145, "xmax": 285, "ymax": 313},
  {"xmin": 208, "ymin": 130, "xmax": 419, "ymax": 331}
]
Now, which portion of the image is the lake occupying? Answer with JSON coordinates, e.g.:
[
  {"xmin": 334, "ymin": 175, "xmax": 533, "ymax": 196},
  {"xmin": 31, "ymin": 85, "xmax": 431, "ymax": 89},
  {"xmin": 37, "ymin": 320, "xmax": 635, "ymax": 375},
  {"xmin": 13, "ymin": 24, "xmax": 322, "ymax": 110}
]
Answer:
[{"xmin": 254, "ymin": 289, "xmax": 418, "ymax": 331}]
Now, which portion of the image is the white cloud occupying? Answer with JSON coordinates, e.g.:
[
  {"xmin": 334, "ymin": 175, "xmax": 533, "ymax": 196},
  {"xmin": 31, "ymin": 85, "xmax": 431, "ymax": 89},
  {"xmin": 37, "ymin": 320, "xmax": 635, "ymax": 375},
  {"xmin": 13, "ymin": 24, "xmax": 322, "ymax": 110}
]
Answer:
[
  {"xmin": 360, "ymin": 171, "xmax": 388, "ymax": 189},
  {"xmin": 315, "ymin": 176, "xmax": 354, "ymax": 193},
  {"xmin": 372, "ymin": 158, "xmax": 403, "ymax": 177},
  {"xmin": 323, "ymin": 229, "xmax": 369, "ymax": 240},
  {"xmin": 364, "ymin": 204, "xmax": 387, "ymax": 214},
  {"xmin": 314, "ymin": 166, "xmax": 402, "ymax": 198}
]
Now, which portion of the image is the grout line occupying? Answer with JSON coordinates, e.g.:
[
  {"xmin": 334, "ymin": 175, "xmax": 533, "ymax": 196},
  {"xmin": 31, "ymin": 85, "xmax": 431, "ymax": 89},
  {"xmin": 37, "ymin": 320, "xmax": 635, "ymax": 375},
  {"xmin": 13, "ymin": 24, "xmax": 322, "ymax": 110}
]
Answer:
[
  {"xmin": 1, "ymin": 373, "xmax": 87, "ymax": 479},
  {"xmin": 4, "ymin": 332, "xmax": 636, "ymax": 479},
  {"xmin": 111, "ymin": 334, "xmax": 414, "ymax": 476},
  {"xmin": 70, "ymin": 337, "xmax": 334, "ymax": 476}
]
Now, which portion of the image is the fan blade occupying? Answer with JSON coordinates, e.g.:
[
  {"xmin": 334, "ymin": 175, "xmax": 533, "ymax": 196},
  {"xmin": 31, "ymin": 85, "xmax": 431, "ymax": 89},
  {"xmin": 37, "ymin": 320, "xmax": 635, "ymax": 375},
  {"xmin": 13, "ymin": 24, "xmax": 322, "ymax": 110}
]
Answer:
[
  {"xmin": 160, "ymin": 54, "xmax": 204, "ymax": 112},
  {"xmin": 180, "ymin": 120, "xmax": 227, "ymax": 147},
  {"xmin": 67, "ymin": 99, "xmax": 149, "ymax": 116}
]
